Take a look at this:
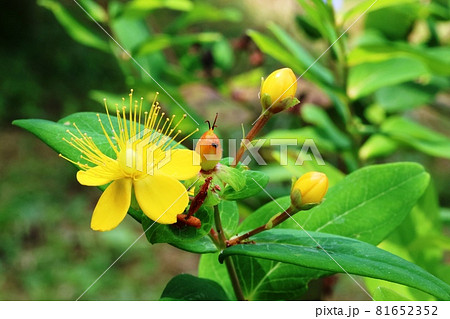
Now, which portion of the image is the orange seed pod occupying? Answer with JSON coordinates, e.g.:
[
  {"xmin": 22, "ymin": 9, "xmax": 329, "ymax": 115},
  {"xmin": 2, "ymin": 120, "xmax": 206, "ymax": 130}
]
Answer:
[{"xmin": 195, "ymin": 114, "xmax": 222, "ymax": 171}]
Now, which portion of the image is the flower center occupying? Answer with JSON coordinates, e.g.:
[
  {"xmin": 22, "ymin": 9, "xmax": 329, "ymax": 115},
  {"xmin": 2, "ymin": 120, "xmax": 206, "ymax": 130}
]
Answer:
[{"xmin": 118, "ymin": 147, "xmax": 146, "ymax": 178}]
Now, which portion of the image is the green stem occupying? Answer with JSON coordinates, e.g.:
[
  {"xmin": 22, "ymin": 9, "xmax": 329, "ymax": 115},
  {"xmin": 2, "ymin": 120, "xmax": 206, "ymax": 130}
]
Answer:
[{"xmin": 214, "ymin": 205, "xmax": 245, "ymax": 301}]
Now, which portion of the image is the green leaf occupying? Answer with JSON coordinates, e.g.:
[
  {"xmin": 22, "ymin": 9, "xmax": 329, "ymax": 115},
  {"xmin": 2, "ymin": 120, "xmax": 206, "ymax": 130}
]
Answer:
[
  {"xmin": 270, "ymin": 150, "xmax": 345, "ymax": 187},
  {"xmin": 239, "ymin": 163, "xmax": 430, "ymax": 245},
  {"xmin": 198, "ymin": 251, "xmax": 328, "ymax": 301},
  {"xmin": 366, "ymin": 183, "xmax": 446, "ymax": 301},
  {"xmin": 358, "ymin": 134, "xmax": 398, "ymax": 161},
  {"xmin": 301, "ymin": 104, "xmax": 352, "ymax": 150},
  {"xmin": 233, "ymin": 163, "xmax": 430, "ymax": 301},
  {"xmin": 341, "ymin": 0, "xmax": 417, "ymax": 25},
  {"xmin": 246, "ymin": 30, "xmax": 304, "ymax": 74},
  {"xmin": 347, "ymin": 57, "xmax": 429, "ymax": 99},
  {"xmin": 215, "ymin": 164, "xmax": 246, "ymax": 192},
  {"xmin": 372, "ymin": 287, "xmax": 412, "ymax": 301},
  {"xmin": 232, "ymin": 256, "xmax": 327, "ymax": 300},
  {"xmin": 142, "ymin": 206, "xmax": 216, "ymax": 253},
  {"xmin": 375, "ymin": 83, "xmax": 435, "ymax": 112},
  {"xmin": 218, "ymin": 200, "xmax": 239, "ymax": 238},
  {"xmin": 348, "ymin": 43, "xmax": 450, "ymax": 76},
  {"xmin": 220, "ymin": 229, "xmax": 450, "ymax": 300},
  {"xmin": 221, "ymin": 170, "xmax": 269, "ymax": 200},
  {"xmin": 79, "ymin": 0, "xmax": 108, "ymax": 22},
  {"xmin": 123, "ymin": 0, "xmax": 193, "ymax": 16},
  {"xmin": 237, "ymin": 196, "xmax": 291, "ymax": 234},
  {"xmin": 267, "ymin": 22, "xmax": 334, "ymax": 85},
  {"xmin": 13, "ymin": 111, "xmax": 186, "ymax": 166},
  {"xmin": 170, "ymin": 236, "xmax": 217, "ymax": 254},
  {"xmin": 13, "ymin": 113, "xmax": 114, "ymax": 164},
  {"xmin": 262, "ymin": 126, "xmax": 336, "ymax": 152},
  {"xmin": 212, "ymin": 39, "xmax": 234, "ymax": 70},
  {"xmin": 297, "ymin": 162, "xmax": 430, "ymax": 243},
  {"xmin": 160, "ymin": 274, "xmax": 229, "ymax": 301},
  {"xmin": 165, "ymin": 3, "xmax": 242, "ymax": 33},
  {"xmin": 381, "ymin": 117, "xmax": 450, "ymax": 159},
  {"xmin": 110, "ymin": 15, "xmax": 167, "ymax": 79},
  {"xmin": 296, "ymin": 0, "xmax": 337, "ymax": 45},
  {"xmin": 136, "ymin": 33, "xmax": 222, "ymax": 56},
  {"xmin": 38, "ymin": 0, "xmax": 109, "ymax": 52},
  {"xmin": 198, "ymin": 253, "xmax": 235, "ymax": 300}
]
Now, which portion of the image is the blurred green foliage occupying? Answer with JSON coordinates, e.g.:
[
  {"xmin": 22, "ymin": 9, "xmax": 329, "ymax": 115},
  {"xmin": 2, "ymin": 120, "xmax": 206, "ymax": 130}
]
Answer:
[{"xmin": 2, "ymin": 0, "xmax": 450, "ymax": 300}]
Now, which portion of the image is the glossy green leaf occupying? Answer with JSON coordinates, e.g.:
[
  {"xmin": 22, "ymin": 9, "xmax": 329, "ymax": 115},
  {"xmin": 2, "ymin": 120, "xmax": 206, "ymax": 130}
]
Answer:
[
  {"xmin": 215, "ymin": 165, "xmax": 246, "ymax": 192},
  {"xmin": 220, "ymin": 230, "xmax": 450, "ymax": 300},
  {"xmin": 235, "ymin": 163, "xmax": 431, "ymax": 301},
  {"xmin": 366, "ymin": 183, "xmax": 446, "ymax": 301},
  {"xmin": 232, "ymin": 255, "xmax": 328, "ymax": 301},
  {"xmin": 296, "ymin": 162, "xmax": 430, "ymax": 243},
  {"xmin": 347, "ymin": 57, "xmax": 428, "ymax": 99},
  {"xmin": 199, "ymin": 251, "xmax": 329, "ymax": 301},
  {"xmin": 221, "ymin": 170, "xmax": 269, "ymax": 200},
  {"xmin": 38, "ymin": 0, "xmax": 109, "ymax": 52},
  {"xmin": 381, "ymin": 117, "xmax": 450, "ymax": 159},
  {"xmin": 142, "ymin": 206, "xmax": 216, "ymax": 253},
  {"xmin": 239, "ymin": 163, "xmax": 429, "ymax": 246},
  {"xmin": 13, "ymin": 111, "xmax": 185, "ymax": 165},
  {"xmin": 13, "ymin": 113, "xmax": 116, "ymax": 164},
  {"xmin": 170, "ymin": 236, "xmax": 217, "ymax": 254},
  {"xmin": 198, "ymin": 253, "xmax": 235, "ymax": 300},
  {"xmin": 218, "ymin": 200, "xmax": 239, "ymax": 238},
  {"xmin": 160, "ymin": 274, "xmax": 229, "ymax": 301}
]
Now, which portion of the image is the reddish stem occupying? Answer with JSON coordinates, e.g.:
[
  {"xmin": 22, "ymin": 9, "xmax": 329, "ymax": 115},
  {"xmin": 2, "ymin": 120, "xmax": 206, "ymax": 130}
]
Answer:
[{"xmin": 232, "ymin": 114, "xmax": 271, "ymax": 167}]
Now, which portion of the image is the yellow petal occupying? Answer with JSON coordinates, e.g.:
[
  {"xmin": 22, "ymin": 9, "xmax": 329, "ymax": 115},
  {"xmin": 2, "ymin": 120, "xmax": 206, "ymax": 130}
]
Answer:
[
  {"xmin": 90, "ymin": 178, "xmax": 132, "ymax": 231},
  {"xmin": 77, "ymin": 164, "xmax": 122, "ymax": 186},
  {"xmin": 154, "ymin": 149, "xmax": 201, "ymax": 180},
  {"xmin": 133, "ymin": 175, "xmax": 189, "ymax": 224}
]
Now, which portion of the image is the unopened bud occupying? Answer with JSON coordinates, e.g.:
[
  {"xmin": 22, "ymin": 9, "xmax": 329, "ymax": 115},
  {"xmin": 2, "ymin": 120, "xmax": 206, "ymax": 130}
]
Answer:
[
  {"xmin": 290, "ymin": 172, "xmax": 328, "ymax": 210},
  {"xmin": 260, "ymin": 68, "xmax": 299, "ymax": 114}
]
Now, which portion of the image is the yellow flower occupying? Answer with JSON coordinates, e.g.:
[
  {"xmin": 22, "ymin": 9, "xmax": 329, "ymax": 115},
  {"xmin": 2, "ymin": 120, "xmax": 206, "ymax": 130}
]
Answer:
[
  {"xmin": 60, "ymin": 90, "xmax": 200, "ymax": 231},
  {"xmin": 260, "ymin": 68, "xmax": 299, "ymax": 114},
  {"xmin": 290, "ymin": 172, "xmax": 329, "ymax": 209}
]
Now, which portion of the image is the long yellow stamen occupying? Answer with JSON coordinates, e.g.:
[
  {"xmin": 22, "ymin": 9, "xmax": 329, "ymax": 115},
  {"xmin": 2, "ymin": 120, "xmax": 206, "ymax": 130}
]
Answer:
[
  {"xmin": 162, "ymin": 129, "xmax": 182, "ymax": 151},
  {"xmin": 122, "ymin": 106, "xmax": 129, "ymax": 142},
  {"xmin": 58, "ymin": 153, "xmax": 87, "ymax": 169},
  {"xmin": 138, "ymin": 97, "xmax": 143, "ymax": 137},
  {"xmin": 170, "ymin": 128, "xmax": 200, "ymax": 150},
  {"xmin": 96, "ymin": 114, "xmax": 119, "ymax": 155}
]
